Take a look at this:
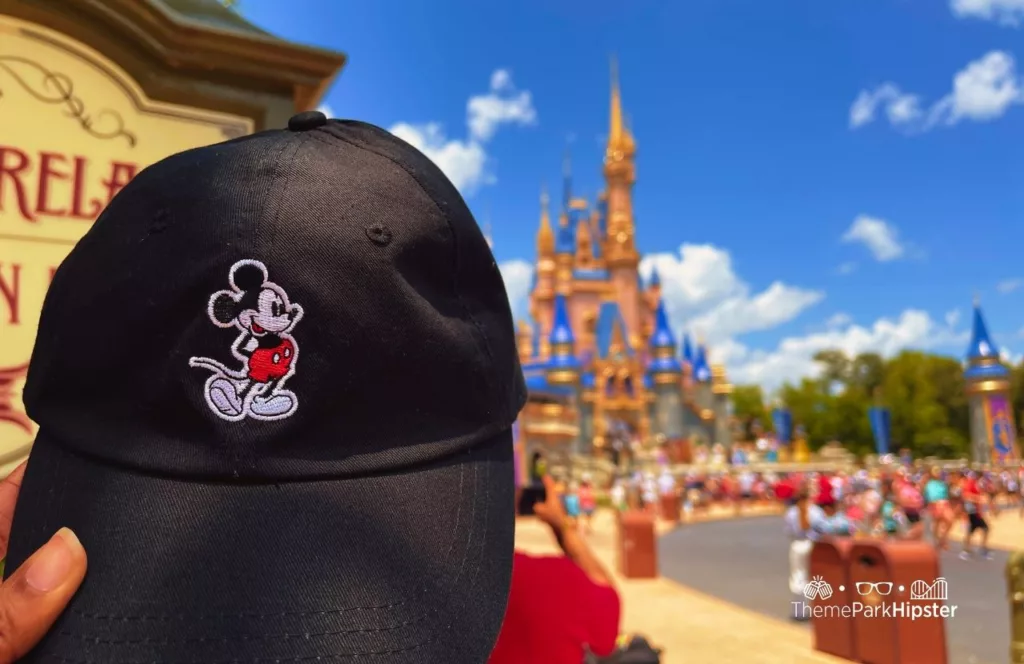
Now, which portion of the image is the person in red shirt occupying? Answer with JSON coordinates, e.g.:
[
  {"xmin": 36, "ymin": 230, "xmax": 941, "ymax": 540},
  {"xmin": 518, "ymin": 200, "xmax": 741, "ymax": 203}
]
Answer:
[
  {"xmin": 959, "ymin": 472, "xmax": 992, "ymax": 560},
  {"xmin": 775, "ymin": 473, "xmax": 796, "ymax": 505},
  {"xmin": 489, "ymin": 475, "xmax": 621, "ymax": 664}
]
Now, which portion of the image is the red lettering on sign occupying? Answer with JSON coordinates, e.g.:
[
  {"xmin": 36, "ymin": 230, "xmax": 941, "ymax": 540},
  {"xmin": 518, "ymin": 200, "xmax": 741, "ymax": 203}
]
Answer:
[
  {"xmin": 37, "ymin": 152, "xmax": 69, "ymax": 217},
  {"xmin": 0, "ymin": 146, "xmax": 138, "ymax": 223},
  {"xmin": 0, "ymin": 147, "xmax": 35, "ymax": 221},
  {"xmin": 70, "ymin": 157, "xmax": 100, "ymax": 220},
  {"xmin": 0, "ymin": 263, "xmax": 21, "ymax": 325},
  {"xmin": 102, "ymin": 162, "xmax": 136, "ymax": 204}
]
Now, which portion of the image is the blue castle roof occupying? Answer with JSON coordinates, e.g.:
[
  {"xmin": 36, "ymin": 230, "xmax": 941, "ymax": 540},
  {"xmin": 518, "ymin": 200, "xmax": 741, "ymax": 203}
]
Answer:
[
  {"xmin": 681, "ymin": 333, "xmax": 694, "ymax": 366},
  {"xmin": 649, "ymin": 299, "xmax": 676, "ymax": 350},
  {"xmin": 649, "ymin": 267, "xmax": 661, "ymax": 288},
  {"xmin": 595, "ymin": 302, "xmax": 633, "ymax": 359},
  {"xmin": 574, "ymin": 268, "xmax": 610, "ymax": 281},
  {"xmin": 648, "ymin": 299, "xmax": 682, "ymax": 375},
  {"xmin": 966, "ymin": 302, "xmax": 999, "ymax": 362},
  {"xmin": 964, "ymin": 300, "xmax": 1009, "ymax": 380},
  {"xmin": 555, "ymin": 216, "xmax": 576, "ymax": 254},
  {"xmin": 550, "ymin": 294, "xmax": 575, "ymax": 346},
  {"xmin": 693, "ymin": 344, "xmax": 711, "ymax": 382}
]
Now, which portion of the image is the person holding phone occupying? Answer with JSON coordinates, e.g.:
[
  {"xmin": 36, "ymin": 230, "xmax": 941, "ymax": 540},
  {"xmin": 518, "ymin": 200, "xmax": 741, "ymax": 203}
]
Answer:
[{"xmin": 489, "ymin": 475, "xmax": 621, "ymax": 664}]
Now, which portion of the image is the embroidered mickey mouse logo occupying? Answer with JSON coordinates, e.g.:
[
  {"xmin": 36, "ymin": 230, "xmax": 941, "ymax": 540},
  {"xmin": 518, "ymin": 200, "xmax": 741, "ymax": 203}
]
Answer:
[{"xmin": 188, "ymin": 259, "xmax": 304, "ymax": 422}]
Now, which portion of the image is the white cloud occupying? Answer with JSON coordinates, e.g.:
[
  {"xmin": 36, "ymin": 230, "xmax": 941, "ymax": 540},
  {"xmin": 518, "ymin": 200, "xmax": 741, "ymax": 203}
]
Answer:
[
  {"xmin": 827, "ymin": 313, "xmax": 852, "ymax": 329},
  {"xmin": 841, "ymin": 215, "xmax": 905, "ymax": 261},
  {"xmin": 997, "ymin": 278, "xmax": 1022, "ymax": 293},
  {"xmin": 849, "ymin": 84, "xmax": 923, "ymax": 128},
  {"xmin": 836, "ymin": 262, "xmax": 857, "ymax": 276},
  {"xmin": 390, "ymin": 70, "xmax": 537, "ymax": 193},
  {"xmin": 639, "ymin": 244, "xmax": 824, "ymax": 343},
  {"xmin": 725, "ymin": 310, "xmax": 969, "ymax": 389},
  {"xmin": 467, "ymin": 69, "xmax": 537, "ymax": 142},
  {"xmin": 390, "ymin": 123, "xmax": 490, "ymax": 191},
  {"xmin": 498, "ymin": 260, "xmax": 534, "ymax": 322},
  {"xmin": 952, "ymin": 0, "xmax": 1024, "ymax": 25},
  {"xmin": 499, "ymin": 243, "xmax": 984, "ymax": 391},
  {"xmin": 316, "ymin": 103, "xmax": 334, "ymax": 118},
  {"xmin": 851, "ymin": 51, "xmax": 1024, "ymax": 132}
]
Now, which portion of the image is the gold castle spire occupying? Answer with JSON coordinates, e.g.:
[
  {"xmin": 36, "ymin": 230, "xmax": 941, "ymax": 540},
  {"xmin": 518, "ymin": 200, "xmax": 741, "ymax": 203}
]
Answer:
[
  {"xmin": 606, "ymin": 55, "xmax": 636, "ymax": 160},
  {"xmin": 537, "ymin": 185, "xmax": 554, "ymax": 256},
  {"xmin": 575, "ymin": 212, "xmax": 593, "ymax": 265}
]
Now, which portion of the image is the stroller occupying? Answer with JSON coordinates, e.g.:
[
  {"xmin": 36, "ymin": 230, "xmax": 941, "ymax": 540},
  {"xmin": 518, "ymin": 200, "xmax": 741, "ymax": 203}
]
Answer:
[{"xmin": 585, "ymin": 636, "xmax": 662, "ymax": 663}]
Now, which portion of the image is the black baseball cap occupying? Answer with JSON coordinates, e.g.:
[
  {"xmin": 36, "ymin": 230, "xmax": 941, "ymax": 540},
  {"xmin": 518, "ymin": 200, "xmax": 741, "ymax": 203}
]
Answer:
[{"xmin": 6, "ymin": 111, "xmax": 526, "ymax": 662}]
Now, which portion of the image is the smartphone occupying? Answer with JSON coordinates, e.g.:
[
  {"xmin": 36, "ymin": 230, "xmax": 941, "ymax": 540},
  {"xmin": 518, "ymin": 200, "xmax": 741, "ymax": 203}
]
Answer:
[{"xmin": 517, "ymin": 484, "xmax": 547, "ymax": 516}]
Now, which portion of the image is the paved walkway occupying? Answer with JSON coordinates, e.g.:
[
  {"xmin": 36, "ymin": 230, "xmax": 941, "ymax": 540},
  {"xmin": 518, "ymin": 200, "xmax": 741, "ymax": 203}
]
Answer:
[
  {"xmin": 514, "ymin": 508, "xmax": 846, "ymax": 664},
  {"xmin": 514, "ymin": 504, "xmax": 1024, "ymax": 663},
  {"xmin": 947, "ymin": 508, "xmax": 1024, "ymax": 551}
]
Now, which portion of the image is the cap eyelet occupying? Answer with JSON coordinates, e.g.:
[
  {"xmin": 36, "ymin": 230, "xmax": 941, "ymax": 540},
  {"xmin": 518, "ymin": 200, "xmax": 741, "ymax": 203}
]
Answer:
[{"xmin": 366, "ymin": 224, "xmax": 393, "ymax": 246}]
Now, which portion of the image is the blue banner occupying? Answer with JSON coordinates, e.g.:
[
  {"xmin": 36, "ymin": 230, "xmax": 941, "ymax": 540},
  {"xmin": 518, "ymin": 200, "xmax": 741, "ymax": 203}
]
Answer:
[
  {"xmin": 772, "ymin": 408, "xmax": 792, "ymax": 444},
  {"xmin": 869, "ymin": 406, "xmax": 891, "ymax": 456}
]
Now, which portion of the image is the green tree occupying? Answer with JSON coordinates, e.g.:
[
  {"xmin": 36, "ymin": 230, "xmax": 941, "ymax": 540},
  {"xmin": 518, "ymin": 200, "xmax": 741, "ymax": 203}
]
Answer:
[
  {"xmin": 731, "ymin": 384, "xmax": 769, "ymax": 438},
  {"xmin": 732, "ymin": 348, "xmax": 975, "ymax": 459}
]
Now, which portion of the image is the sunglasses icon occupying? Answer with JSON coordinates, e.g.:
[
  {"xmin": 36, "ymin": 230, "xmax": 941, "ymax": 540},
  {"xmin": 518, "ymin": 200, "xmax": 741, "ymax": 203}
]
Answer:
[{"xmin": 856, "ymin": 582, "xmax": 893, "ymax": 595}]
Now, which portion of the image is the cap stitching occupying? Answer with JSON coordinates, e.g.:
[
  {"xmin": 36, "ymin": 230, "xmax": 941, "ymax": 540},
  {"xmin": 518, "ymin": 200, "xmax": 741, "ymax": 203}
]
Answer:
[{"xmin": 305, "ymin": 130, "xmax": 493, "ymax": 363}]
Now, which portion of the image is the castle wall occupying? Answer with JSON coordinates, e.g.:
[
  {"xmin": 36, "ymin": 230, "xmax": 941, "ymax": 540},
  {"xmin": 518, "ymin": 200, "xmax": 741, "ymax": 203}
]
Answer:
[
  {"xmin": 610, "ymin": 268, "xmax": 641, "ymax": 340},
  {"xmin": 652, "ymin": 384, "xmax": 685, "ymax": 438},
  {"xmin": 569, "ymin": 292, "xmax": 601, "ymax": 358}
]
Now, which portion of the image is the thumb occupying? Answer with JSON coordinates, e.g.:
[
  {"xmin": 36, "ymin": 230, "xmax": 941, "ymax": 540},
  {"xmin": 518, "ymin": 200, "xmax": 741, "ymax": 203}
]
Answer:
[{"xmin": 0, "ymin": 528, "xmax": 87, "ymax": 663}]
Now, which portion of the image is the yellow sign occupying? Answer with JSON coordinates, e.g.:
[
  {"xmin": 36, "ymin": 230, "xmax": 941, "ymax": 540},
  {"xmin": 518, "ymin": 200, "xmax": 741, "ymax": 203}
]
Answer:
[{"xmin": 0, "ymin": 15, "xmax": 253, "ymax": 473}]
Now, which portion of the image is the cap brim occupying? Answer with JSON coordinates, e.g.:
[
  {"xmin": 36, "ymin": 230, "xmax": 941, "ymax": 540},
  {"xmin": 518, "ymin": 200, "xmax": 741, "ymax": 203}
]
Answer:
[{"xmin": 6, "ymin": 428, "xmax": 513, "ymax": 663}]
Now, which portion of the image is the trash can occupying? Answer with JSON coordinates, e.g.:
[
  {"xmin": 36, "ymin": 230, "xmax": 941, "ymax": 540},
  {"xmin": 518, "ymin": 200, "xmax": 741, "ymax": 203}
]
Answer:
[
  {"xmin": 808, "ymin": 538, "xmax": 856, "ymax": 660},
  {"xmin": 848, "ymin": 540, "xmax": 947, "ymax": 664},
  {"xmin": 617, "ymin": 510, "xmax": 657, "ymax": 579},
  {"xmin": 659, "ymin": 492, "xmax": 680, "ymax": 523}
]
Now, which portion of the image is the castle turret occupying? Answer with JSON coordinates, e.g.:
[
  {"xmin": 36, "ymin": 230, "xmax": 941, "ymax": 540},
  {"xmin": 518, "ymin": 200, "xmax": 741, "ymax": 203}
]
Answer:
[
  {"xmin": 964, "ymin": 298, "xmax": 1019, "ymax": 464},
  {"xmin": 554, "ymin": 155, "xmax": 575, "ymax": 296},
  {"xmin": 710, "ymin": 364, "xmax": 734, "ymax": 446},
  {"xmin": 602, "ymin": 56, "xmax": 641, "ymax": 338},
  {"xmin": 516, "ymin": 321, "xmax": 534, "ymax": 364},
  {"xmin": 648, "ymin": 299, "xmax": 684, "ymax": 438},
  {"xmin": 692, "ymin": 340, "xmax": 713, "ymax": 414},
  {"xmin": 547, "ymin": 294, "xmax": 581, "ymax": 383},
  {"xmin": 574, "ymin": 202, "xmax": 594, "ymax": 268},
  {"xmin": 532, "ymin": 186, "xmax": 556, "ymax": 358},
  {"xmin": 680, "ymin": 331, "xmax": 695, "ymax": 395},
  {"xmin": 546, "ymin": 294, "xmax": 583, "ymax": 456}
]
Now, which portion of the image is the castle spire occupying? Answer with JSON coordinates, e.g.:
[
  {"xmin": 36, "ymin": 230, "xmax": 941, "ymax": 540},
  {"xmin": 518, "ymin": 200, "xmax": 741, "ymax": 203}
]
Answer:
[
  {"xmin": 562, "ymin": 147, "xmax": 573, "ymax": 214},
  {"xmin": 648, "ymin": 299, "xmax": 682, "ymax": 378},
  {"xmin": 575, "ymin": 211, "xmax": 593, "ymax": 265},
  {"xmin": 536, "ymin": 184, "xmax": 554, "ymax": 257},
  {"xmin": 546, "ymin": 294, "xmax": 581, "ymax": 383},
  {"xmin": 605, "ymin": 55, "xmax": 636, "ymax": 161}
]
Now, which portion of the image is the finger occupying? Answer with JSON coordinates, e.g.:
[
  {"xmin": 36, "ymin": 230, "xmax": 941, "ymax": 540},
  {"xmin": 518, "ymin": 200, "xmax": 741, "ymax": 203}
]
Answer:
[
  {"xmin": 542, "ymin": 475, "xmax": 556, "ymax": 494},
  {"xmin": 0, "ymin": 528, "xmax": 87, "ymax": 663},
  {"xmin": 0, "ymin": 464, "xmax": 27, "ymax": 559}
]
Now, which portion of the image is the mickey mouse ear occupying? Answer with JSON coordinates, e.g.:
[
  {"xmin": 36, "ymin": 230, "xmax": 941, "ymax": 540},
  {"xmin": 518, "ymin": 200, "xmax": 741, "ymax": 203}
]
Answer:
[{"xmin": 231, "ymin": 261, "xmax": 267, "ymax": 290}]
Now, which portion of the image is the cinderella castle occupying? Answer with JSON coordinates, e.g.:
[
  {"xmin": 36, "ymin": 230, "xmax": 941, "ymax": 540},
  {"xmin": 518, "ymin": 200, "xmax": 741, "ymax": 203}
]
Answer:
[{"xmin": 513, "ymin": 64, "xmax": 734, "ymax": 469}]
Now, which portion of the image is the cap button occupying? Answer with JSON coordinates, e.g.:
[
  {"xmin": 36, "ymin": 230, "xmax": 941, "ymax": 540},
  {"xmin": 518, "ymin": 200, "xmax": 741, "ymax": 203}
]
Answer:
[{"xmin": 288, "ymin": 110, "xmax": 327, "ymax": 132}]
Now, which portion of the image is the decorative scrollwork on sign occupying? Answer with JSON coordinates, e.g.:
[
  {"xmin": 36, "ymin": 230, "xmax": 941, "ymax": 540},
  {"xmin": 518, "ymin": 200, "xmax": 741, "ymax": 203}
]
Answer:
[
  {"xmin": 0, "ymin": 55, "xmax": 137, "ymax": 147},
  {"xmin": 0, "ymin": 364, "xmax": 32, "ymax": 436}
]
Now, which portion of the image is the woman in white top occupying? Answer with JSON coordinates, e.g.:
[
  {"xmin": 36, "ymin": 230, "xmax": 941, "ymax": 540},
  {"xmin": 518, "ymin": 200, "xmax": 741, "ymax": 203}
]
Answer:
[{"xmin": 784, "ymin": 487, "xmax": 824, "ymax": 620}]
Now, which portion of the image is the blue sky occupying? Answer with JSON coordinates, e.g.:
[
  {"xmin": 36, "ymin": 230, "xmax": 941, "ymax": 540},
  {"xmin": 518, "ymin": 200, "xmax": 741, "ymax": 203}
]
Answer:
[{"xmin": 239, "ymin": 0, "xmax": 1024, "ymax": 388}]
